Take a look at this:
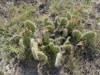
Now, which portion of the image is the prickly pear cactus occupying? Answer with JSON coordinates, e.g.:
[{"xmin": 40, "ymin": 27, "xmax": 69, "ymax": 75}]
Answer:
[
  {"xmin": 23, "ymin": 30, "xmax": 32, "ymax": 48},
  {"xmin": 25, "ymin": 20, "xmax": 35, "ymax": 33},
  {"xmin": 62, "ymin": 44, "xmax": 73, "ymax": 51},
  {"xmin": 30, "ymin": 38, "xmax": 39, "ymax": 59},
  {"xmin": 80, "ymin": 31, "xmax": 95, "ymax": 41},
  {"xmin": 60, "ymin": 18, "xmax": 67, "ymax": 26},
  {"xmin": 67, "ymin": 13, "xmax": 72, "ymax": 20},
  {"xmin": 62, "ymin": 28, "xmax": 68, "ymax": 37},
  {"xmin": 72, "ymin": 30, "xmax": 81, "ymax": 41},
  {"xmin": 19, "ymin": 13, "xmax": 96, "ymax": 69},
  {"xmin": 55, "ymin": 52, "xmax": 62, "ymax": 67},
  {"xmin": 36, "ymin": 51, "xmax": 48, "ymax": 65},
  {"xmin": 45, "ymin": 25, "xmax": 54, "ymax": 33},
  {"xmin": 49, "ymin": 43, "xmax": 60, "ymax": 54}
]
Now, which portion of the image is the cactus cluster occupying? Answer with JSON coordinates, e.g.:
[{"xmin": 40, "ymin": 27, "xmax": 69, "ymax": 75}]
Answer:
[{"xmin": 19, "ymin": 13, "xmax": 96, "ymax": 67}]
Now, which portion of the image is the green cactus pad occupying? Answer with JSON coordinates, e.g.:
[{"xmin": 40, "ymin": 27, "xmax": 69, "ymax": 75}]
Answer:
[
  {"xmin": 55, "ymin": 52, "xmax": 62, "ymax": 67},
  {"xmin": 23, "ymin": 31, "xmax": 32, "ymax": 48},
  {"xmin": 62, "ymin": 44, "xmax": 73, "ymax": 50},
  {"xmin": 30, "ymin": 38, "xmax": 38, "ymax": 48},
  {"xmin": 45, "ymin": 22, "xmax": 53, "ymax": 26},
  {"xmin": 80, "ymin": 32, "xmax": 95, "ymax": 41},
  {"xmin": 64, "ymin": 37, "xmax": 71, "ymax": 44},
  {"xmin": 43, "ymin": 31, "xmax": 53, "ymax": 44},
  {"xmin": 55, "ymin": 37, "xmax": 64, "ymax": 45},
  {"xmin": 67, "ymin": 13, "xmax": 72, "ymax": 20},
  {"xmin": 72, "ymin": 30, "xmax": 81, "ymax": 41},
  {"xmin": 37, "ymin": 51, "xmax": 48, "ymax": 64},
  {"xmin": 55, "ymin": 39, "xmax": 61, "ymax": 45},
  {"xmin": 31, "ymin": 47, "xmax": 38, "ymax": 60},
  {"xmin": 46, "ymin": 38, "xmax": 53, "ymax": 44},
  {"xmin": 45, "ymin": 25, "xmax": 54, "ymax": 32},
  {"xmin": 49, "ymin": 43, "xmax": 60, "ymax": 54},
  {"xmin": 30, "ymin": 39, "xmax": 39, "ymax": 59},
  {"xmin": 62, "ymin": 29, "xmax": 68, "ymax": 37},
  {"xmin": 43, "ymin": 31, "xmax": 49, "ymax": 42},
  {"xmin": 25, "ymin": 20, "xmax": 35, "ymax": 33},
  {"xmin": 60, "ymin": 18, "xmax": 67, "ymax": 26},
  {"xmin": 23, "ymin": 37, "xmax": 30, "ymax": 48},
  {"xmin": 23, "ymin": 31, "xmax": 32, "ymax": 38},
  {"xmin": 40, "ymin": 45, "xmax": 46, "ymax": 50},
  {"xmin": 53, "ymin": 46, "xmax": 60, "ymax": 54},
  {"xmin": 67, "ymin": 23, "xmax": 75, "ymax": 32},
  {"xmin": 43, "ymin": 32, "xmax": 49, "ymax": 39}
]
